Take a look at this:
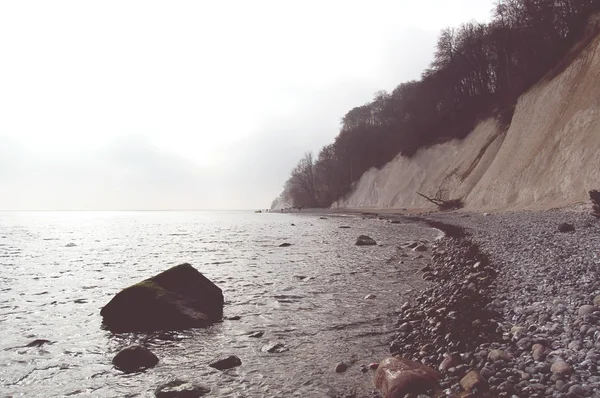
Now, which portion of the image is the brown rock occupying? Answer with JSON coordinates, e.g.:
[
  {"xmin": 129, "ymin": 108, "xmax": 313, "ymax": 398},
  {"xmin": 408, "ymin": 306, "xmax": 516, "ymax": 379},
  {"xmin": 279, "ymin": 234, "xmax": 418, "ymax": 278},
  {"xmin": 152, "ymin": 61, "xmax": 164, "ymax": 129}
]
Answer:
[
  {"xmin": 373, "ymin": 356, "xmax": 441, "ymax": 397},
  {"xmin": 531, "ymin": 343, "xmax": 544, "ymax": 352},
  {"xmin": 460, "ymin": 370, "xmax": 487, "ymax": 392},
  {"xmin": 551, "ymin": 360, "xmax": 571, "ymax": 375}
]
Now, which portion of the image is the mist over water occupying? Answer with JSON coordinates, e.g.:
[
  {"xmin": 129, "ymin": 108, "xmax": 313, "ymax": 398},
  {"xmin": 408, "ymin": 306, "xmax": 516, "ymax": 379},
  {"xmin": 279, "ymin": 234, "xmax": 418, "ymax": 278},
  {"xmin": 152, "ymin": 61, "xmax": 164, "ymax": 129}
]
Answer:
[{"xmin": 0, "ymin": 211, "xmax": 437, "ymax": 397}]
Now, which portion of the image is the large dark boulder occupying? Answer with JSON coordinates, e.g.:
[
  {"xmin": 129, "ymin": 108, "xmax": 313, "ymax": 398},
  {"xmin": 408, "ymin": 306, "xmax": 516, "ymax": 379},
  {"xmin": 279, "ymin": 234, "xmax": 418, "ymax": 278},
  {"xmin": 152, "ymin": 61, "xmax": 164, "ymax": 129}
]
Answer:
[{"xmin": 101, "ymin": 263, "xmax": 223, "ymax": 332}]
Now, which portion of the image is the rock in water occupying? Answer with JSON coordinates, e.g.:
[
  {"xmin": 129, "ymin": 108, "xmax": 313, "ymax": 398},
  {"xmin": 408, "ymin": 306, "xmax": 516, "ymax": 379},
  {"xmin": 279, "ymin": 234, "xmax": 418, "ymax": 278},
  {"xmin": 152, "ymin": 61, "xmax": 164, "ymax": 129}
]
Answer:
[
  {"xmin": 25, "ymin": 339, "xmax": 51, "ymax": 347},
  {"xmin": 112, "ymin": 345, "xmax": 158, "ymax": 373},
  {"xmin": 373, "ymin": 356, "xmax": 441, "ymax": 397},
  {"xmin": 155, "ymin": 380, "xmax": 210, "ymax": 397},
  {"xmin": 100, "ymin": 263, "xmax": 223, "ymax": 332},
  {"xmin": 208, "ymin": 355, "xmax": 242, "ymax": 370},
  {"xmin": 355, "ymin": 235, "xmax": 377, "ymax": 246}
]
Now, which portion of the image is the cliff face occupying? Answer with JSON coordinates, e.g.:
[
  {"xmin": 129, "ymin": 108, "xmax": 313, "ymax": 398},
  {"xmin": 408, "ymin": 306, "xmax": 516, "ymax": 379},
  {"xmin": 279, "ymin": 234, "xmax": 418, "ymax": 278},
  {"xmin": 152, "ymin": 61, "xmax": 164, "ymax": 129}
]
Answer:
[{"xmin": 336, "ymin": 29, "xmax": 600, "ymax": 212}]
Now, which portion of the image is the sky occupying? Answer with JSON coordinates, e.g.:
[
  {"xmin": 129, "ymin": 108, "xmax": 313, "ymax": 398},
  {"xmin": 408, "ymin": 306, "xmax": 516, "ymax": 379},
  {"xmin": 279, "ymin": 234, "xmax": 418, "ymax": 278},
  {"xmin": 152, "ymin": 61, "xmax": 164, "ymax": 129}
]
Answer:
[{"xmin": 0, "ymin": 0, "xmax": 496, "ymax": 210}]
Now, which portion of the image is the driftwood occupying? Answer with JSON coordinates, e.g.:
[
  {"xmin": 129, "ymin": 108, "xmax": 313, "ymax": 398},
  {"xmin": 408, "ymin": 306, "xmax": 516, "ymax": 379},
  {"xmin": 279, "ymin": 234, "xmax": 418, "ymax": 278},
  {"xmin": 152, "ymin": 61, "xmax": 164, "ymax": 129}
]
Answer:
[{"xmin": 417, "ymin": 192, "xmax": 464, "ymax": 211}]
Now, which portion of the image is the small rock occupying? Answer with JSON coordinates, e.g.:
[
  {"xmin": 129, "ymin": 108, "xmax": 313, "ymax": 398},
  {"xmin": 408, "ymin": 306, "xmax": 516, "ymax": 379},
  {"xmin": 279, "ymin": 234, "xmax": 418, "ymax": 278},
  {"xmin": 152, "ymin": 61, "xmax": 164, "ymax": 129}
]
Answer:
[
  {"xmin": 460, "ymin": 370, "xmax": 487, "ymax": 392},
  {"xmin": 578, "ymin": 305, "xmax": 597, "ymax": 316},
  {"xmin": 225, "ymin": 315, "xmax": 241, "ymax": 321},
  {"xmin": 155, "ymin": 379, "xmax": 210, "ymax": 398},
  {"xmin": 335, "ymin": 362, "xmax": 348, "ymax": 373},
  {"xmin": 208, "ymin": 355, "xmax": 242, "ymax": 370},
  {"xmin": 356, "ymin": 235, "xmax": 377, "ymax": 246},
  {"xmin": 278, "ymin": 243, "xmax": 292, "ymax": 247},
  {"xmin": 364, "ymin": 294, "xmax": 377, "ymax": 300},
  {"xmin": 25, "ymin": 339, "xmax": 51, "ymax": 347},
  {"xmin": 262, "ymin": 342, "xmax": 288, "ymax": 353},
  {"xmin": 339, "ymin": 226, "xmax": 351, "ymax": 229},
  {"xmin": 557, "ymin": 223, "xmax": 575, "ymax": 232},
  {"xmin": 369, "ymin": 362, "xmax": 379, "ymax": 370},
  {"xmin": 488, "ymin": 349, "xmax": 511, "ymax": 362},
  {"xmin": 112, "ymin": 345, "xmax": 159, "ymax": 373},
  {"xmin": 65, "ymin": 243, "xmax": 76, "ymax": 247},
  {"xmin": 593, "ymin": 295, "xmax": 600, "ymax": 307},
  {"xmin": 439, "ymin": 354, "xmax": 461, "ymax": 373},
  {"xmin": 550, "ymin": 360, "xmax": 571, "ymax": 375},
  {"xmin": 248, "ymin": 331, "xmax": 264, "ymax": 338}
]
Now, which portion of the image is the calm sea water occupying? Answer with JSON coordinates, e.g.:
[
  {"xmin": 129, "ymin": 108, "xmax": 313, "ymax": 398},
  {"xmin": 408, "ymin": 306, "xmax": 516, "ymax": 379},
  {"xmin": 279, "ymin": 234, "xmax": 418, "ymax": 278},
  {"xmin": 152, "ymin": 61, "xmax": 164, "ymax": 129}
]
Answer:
[{"xmin": 0, "ymin": 211, "xmax": 437, "ymax": 398}]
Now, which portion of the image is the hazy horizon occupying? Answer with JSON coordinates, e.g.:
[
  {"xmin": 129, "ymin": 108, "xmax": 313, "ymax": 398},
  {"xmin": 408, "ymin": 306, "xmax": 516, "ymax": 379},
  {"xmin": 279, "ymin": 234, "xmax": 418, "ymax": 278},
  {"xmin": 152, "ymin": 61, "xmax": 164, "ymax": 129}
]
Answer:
[{"xmin": 0, "ymin": 1, "xmax": 495, "ymax": 210}]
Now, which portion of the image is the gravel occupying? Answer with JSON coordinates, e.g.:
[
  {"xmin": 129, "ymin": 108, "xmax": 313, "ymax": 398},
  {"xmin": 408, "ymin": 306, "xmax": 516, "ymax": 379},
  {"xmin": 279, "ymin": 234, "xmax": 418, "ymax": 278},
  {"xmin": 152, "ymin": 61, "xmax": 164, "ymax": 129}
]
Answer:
[{"xmin": 385, "ymin": 209, "xmax": 600, "ymax": 397}]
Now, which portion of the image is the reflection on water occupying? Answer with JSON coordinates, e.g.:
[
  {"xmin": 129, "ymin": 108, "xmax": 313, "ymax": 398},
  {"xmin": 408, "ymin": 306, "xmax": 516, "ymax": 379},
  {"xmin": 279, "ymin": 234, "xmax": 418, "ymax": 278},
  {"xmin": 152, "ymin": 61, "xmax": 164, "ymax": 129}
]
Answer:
[{"xmin": 0, "ymin": 211, "xmax": 437, "ymax": 397}]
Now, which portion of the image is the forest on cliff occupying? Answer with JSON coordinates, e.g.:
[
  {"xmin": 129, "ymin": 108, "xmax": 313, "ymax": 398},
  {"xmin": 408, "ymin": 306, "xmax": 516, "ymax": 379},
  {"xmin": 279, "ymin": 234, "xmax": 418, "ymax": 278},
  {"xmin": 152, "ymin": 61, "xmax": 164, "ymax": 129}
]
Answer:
[{"xmin": 275, "ymin": 0, "xmax": 600, "ymax": 209}]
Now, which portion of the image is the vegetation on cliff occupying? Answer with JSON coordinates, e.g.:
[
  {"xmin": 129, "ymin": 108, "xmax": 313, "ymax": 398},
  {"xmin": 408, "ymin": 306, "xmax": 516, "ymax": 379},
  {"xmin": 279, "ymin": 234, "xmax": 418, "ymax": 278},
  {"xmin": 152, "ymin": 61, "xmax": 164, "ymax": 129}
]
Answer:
[{"xmin": 276, "ymin": 0, "xmax": 600, "ymax": 209}]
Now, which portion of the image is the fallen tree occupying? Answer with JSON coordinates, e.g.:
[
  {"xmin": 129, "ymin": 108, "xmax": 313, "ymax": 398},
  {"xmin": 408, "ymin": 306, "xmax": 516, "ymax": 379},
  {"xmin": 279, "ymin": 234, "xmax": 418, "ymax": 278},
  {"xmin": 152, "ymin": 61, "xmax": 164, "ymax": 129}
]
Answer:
[{"xmin": 417, "ymin": 191, "xmax": 464, "ymax": 211}]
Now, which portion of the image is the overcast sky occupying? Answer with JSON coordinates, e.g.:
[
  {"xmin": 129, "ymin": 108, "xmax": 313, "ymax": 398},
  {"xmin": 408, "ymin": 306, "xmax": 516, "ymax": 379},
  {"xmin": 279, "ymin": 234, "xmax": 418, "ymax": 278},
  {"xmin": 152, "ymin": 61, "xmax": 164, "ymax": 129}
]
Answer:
[{"xmin": 0, "ymin": 0, "xmax": 495, "ymax": 210}]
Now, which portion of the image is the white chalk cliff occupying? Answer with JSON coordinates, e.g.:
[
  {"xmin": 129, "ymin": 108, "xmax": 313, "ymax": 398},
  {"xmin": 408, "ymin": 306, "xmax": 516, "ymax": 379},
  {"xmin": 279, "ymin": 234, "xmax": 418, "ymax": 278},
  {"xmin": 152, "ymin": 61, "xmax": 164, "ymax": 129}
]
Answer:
[{"xmin": 336, "ymin": 21, "xmax": 600, "ymax": 212}]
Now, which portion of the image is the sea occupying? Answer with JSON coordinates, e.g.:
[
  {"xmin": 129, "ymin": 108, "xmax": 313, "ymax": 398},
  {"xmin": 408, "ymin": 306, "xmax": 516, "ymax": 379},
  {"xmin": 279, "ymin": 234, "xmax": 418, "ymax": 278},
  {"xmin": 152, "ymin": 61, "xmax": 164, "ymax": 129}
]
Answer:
[{"xmin": 0, "ymin": 211, "xmax": 438, "ymax": 397}]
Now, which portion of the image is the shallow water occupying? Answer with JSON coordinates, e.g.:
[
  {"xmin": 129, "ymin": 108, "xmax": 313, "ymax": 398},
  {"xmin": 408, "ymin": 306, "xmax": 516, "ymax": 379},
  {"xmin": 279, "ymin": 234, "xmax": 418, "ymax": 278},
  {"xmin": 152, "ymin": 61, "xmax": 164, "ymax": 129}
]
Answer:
[{"xmin": 0, "ymin": 211, "xmax": 437, "ymax": 397}]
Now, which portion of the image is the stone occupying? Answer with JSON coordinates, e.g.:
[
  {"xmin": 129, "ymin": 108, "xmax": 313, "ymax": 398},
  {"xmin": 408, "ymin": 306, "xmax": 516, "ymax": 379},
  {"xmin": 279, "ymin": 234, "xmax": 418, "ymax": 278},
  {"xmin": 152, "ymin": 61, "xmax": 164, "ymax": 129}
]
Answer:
[
  {"xmin": 356, "ymin": 235, "xmax": 377, "ymax": 246},
  {"xmin": 557, "ymin": 223, "xmax": 575, "ymax": 233},
  {"xmin": 248, "ymin": 331, "xmax": 264, "ymax": 338},
  {"xmin": 487, "ymin": 349, "xmax": 511, "ymax": 362},
  {"xmin": 335, "ymin": 362, "xmax": 348, "ymax": 373},
  {"xmin": 112, "ymin": 345, "xmax": 159, "ymax": 373},
  {"xmin": 25, "ymin": 339, "xmax": 51, "ymax": 347},
  {"xmin": 439, "ymin": 354, "xmax": 461, "ymax": 373},
  {"xmin": 532, "ymin": 348, "xmax": 545, "ymax": 361},
  {"xmin": 550, "ymin": 360, "xmax": 571, "ymax": 375},
  {"xmin": 568, "ymin": 384, "xmax": 585, "ymax": 396},
  {"xmin": 100, "ymin": 263, "xmax": 224, "ymax": 332},
  {"xmin": 225, "ymin": 315, "xmax": 241, "ymax": 320},
  {"xmin": 373, "ymin": 356, "xmax": 441, "ymax": 397},
  {"xmin": 278, "ymin": 243, "xmax": 292, "ymax": 247},
  {"xmin": 208, "ymin": 355, "xmax": 241, "ymax": 370},
  {"xmin": 578, "ymin": 305, "xmax": 597, "ymax": 316},
  {"xmin": 261, "ymin": 342, "xmax": 288, "ymax": 353},
  {"xmin": 155, "ymin": 380, "xmax": 210, "ymax": 397},
  {"xmin": 365, "ymin": 294, "xmax": 377, "ymax": 300},
  {"xmin": 460, "ymin": 370, "xmax": 487, "ymax": 392},
  {"xmin": 65, "ymin": 242, "xmax": 76, "ymax": 247},
  {"xmin": 593, "ymin": 295, "xmax": 600, "ymax": 307},
  {"xmin": 339, "ymin": 226, "xmax": 351, "ymax": 229}
]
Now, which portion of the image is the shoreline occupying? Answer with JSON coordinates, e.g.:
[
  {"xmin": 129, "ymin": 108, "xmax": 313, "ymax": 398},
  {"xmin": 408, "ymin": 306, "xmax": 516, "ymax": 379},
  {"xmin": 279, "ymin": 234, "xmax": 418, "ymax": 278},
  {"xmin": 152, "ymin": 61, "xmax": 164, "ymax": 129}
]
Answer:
[{"xmin": 313, "ymin": 207, "xmax": 600, "ymax": 397}]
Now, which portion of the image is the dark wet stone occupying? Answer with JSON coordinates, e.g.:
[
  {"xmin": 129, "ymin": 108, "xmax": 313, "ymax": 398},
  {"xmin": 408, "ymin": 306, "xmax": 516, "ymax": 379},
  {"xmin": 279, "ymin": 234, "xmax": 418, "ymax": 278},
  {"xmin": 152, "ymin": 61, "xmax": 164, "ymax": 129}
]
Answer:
[
  {"xmin": 208, "ymin": 355, "xmax": 241, "ymax": 370},
  {"xmin": 100, "ymin": 263, "xmax": 223, "ymax": 332},
  {"xmin": 155, "ymin": 379, "xmax": 210, "ymax": 397},
  {"xmin": 356, "ymin": 235, "xmax": 377, "ymax": 246},
  {"xmin": 26, "ymin": 339, "xmax": 51, "ymax": 347},
  {"xmin": 557, "ymin": 223, "xmax": 575, "ymax": 233},
  {"xmin": 335, "ymin": 362, "xmax": 348, "ymax": 373},
  {"xmin": 112, "ymin": 345, "xmax": 159, "ymax": 373}
]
